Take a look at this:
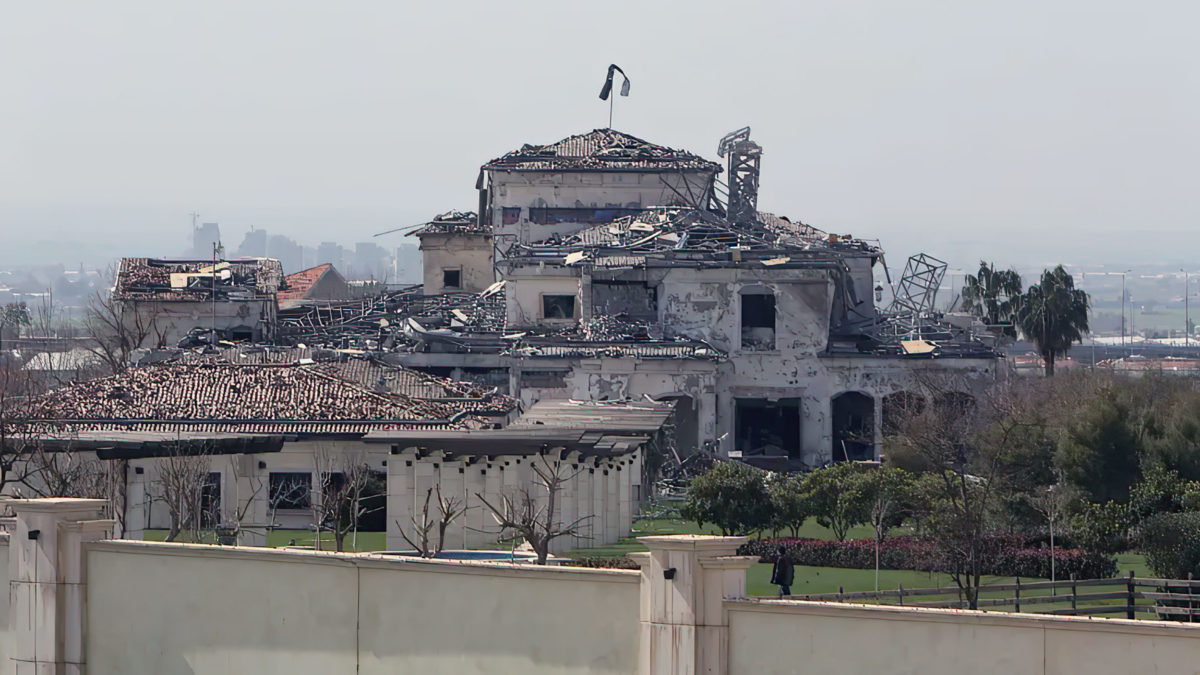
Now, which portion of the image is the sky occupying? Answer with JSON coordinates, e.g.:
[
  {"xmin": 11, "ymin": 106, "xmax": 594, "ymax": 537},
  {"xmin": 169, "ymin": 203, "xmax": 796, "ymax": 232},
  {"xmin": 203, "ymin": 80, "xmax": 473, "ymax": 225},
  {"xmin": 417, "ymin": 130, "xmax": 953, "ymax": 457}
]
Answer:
[{"xmin": 2, "ymin": 1, "xmax": 1198, "ymax": 269}]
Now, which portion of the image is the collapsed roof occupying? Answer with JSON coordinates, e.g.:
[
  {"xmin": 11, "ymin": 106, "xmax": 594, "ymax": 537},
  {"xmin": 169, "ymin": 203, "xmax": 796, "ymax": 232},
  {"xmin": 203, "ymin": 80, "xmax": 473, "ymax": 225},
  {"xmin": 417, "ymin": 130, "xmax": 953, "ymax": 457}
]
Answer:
[
  {"xmin": 482, "ymin": 129, "xmax": 721, "ymax": 173},
  {"xmin": 115, "ymin": 257, "xmax": 284, "ymax": 302}
]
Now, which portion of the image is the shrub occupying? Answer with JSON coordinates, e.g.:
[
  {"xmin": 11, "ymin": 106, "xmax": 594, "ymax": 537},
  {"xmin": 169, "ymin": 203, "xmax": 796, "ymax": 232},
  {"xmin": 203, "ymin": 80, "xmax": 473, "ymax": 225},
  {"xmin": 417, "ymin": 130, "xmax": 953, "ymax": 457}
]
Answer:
[
  {"xmin": 1139, "ymin": 511, "xmax": 1200, "ymax": 579},
  {"xmin": 681, "ymin": 461, "xmax": 771, "ymax": 535},
  {"xmin": 569, "ymin": 556, "xmax": 641, "ymax": 570},
  {"xmin": 740, "ymin": 536, "xmax": 1116, "ymax": 580}
]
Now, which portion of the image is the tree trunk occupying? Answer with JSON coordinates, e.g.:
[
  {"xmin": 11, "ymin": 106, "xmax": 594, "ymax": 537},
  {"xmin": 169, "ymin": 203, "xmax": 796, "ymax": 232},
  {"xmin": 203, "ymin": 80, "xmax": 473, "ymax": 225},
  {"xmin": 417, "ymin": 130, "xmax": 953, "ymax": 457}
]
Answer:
[{"xmin": 1044, "ymin": 351, "xmax": 1056, "ymax": 376}]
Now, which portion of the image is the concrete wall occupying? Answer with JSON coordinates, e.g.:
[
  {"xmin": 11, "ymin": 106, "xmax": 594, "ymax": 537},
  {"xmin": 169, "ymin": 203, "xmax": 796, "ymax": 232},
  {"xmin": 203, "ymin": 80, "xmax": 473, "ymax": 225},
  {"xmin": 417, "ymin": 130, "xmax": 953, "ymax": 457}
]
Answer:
[
  {"xmin": 0, "ymin": 534, "xmax": 8, "ymax": 668},
  {"xmin": 488, "ymin": 170, "xmax": 714, "ymax": 244},
  {"xmin": 84, "ymin": 541, "xmax": 638, "ymax": 675},
  {"xmin": 726, "ymin": 599, "xmax": 1200, "ymax": 675},
  {"xmin": 127, "ymin": 440, "xmax": 389, "ymax": 537},
  {"xmin": 419, "ymin": 231, "xmax": 494, "ymax": 294},
  {"xmin": 386, "ymin": 448, "xmax": 641, "ymax": 552},
  {"xmin": 124, "ymin": 297, "xmax": 277, "ymax": 347}
]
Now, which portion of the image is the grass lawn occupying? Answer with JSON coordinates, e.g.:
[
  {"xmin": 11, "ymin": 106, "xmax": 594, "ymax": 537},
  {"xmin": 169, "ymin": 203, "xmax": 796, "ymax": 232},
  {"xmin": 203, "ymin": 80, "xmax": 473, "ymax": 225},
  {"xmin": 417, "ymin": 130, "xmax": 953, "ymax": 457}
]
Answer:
[
  {"xmin": 564, "ymin": 511, "xmax": 1152, "ymax": 600},
  {"xmin": 147, "ymin": 514, "xmax": 1153, "ymax": 607}
]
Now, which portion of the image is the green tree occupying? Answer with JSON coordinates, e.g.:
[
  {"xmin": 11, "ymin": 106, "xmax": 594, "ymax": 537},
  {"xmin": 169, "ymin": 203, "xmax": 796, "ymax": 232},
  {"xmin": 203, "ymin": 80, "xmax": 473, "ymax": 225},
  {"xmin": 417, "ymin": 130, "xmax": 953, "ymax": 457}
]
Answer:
[
  {"xmin": 1139, "ymin": 511, "xmax": 1200, "ymax": 579},
  {"xmin": 962, "ymin": 261, "xmax": 1023, "ymax": 340},
  {"xmin": 803, "ymin": 462, "xmax": 870, "ymax": 541},
  {"xmin": 1056, "ymin": 388, "xmax": 1142, "ymax": 503},
  {"xmin": 767, "ymin": 473, "xmax": 810, "ymax": 538},
  {"xmin": 1016, "ymin": 265, "xmax": 1090, "ymax": 375},
  {"xmin": 681, "ymin": 461, "xmax": 771, "ymax": 536},
  {"xmin": 860, "ymin": 467, "xmax": 917, "ymax": 591}
]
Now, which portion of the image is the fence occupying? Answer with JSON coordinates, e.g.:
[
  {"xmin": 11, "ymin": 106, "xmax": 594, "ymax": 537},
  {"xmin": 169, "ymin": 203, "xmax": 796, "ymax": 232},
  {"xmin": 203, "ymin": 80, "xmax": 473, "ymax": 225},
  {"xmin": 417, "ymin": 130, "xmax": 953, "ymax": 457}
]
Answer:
[{"xmin": 787, "ymin": 571, "xmax": 1200, "ymax": 620}]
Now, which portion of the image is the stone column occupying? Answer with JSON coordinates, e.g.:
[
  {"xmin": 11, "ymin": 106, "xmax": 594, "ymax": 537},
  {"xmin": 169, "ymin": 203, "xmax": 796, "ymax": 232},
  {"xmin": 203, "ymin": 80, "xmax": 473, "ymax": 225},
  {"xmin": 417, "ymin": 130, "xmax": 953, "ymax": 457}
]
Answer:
[
  {"xmin": 10, "ymin": 498, "xmax": 115, "ymax": 675},
  {"xmin": 123, "ymin": 461, "xmax": 148, "ymax": 541},
  {"xmin": 604, "ymin": 463, "xmax": 620, "ymax": 545},
  {"xmin": 233, "ymin": 455, "xmax": 268, "ymax": 547},
  {"xmin": 439, "ymin": 458, "xmax": 466, "ymax": 550},
  {"xmin": 617, "ymin": 457, "xmax": 632, "ymax": 540},
  {"xmin": 631, "ymin": 535, "xmax": 756, "ymax": 675},
  {"xmin": 386, "ymin": 447, "xmax": 416, "ymax": 551},
  {"xmin": 462, "ymin": 458, "xmax": 486, "ymax": 549}
]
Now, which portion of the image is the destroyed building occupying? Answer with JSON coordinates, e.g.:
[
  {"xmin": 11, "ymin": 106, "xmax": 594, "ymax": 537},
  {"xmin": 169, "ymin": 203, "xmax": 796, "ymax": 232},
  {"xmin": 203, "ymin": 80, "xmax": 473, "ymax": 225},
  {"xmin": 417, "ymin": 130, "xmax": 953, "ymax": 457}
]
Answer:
[
  {"xmin": 114, "ymin": 257, "xmax": 285, "ymax": 346},
  {"xmin": 386, "ymin": 127, "xmax": 1003, "ymax": 468}
]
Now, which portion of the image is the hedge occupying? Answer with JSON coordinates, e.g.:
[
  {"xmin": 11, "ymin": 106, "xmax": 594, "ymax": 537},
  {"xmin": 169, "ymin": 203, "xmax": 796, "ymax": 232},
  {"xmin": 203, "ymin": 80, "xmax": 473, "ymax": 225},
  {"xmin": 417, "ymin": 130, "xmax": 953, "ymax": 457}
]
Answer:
[{"xmin": 741, "ymin": 536, "xmax": 1117, "ymax": 580}]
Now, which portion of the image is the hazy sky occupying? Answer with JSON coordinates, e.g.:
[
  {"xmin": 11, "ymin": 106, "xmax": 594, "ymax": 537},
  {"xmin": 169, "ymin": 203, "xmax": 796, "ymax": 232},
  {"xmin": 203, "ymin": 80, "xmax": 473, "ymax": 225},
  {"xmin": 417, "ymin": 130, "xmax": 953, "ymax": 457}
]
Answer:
[{"xmin": 2, "ymin": 1, "xmax": 1198, "ymax": 268}]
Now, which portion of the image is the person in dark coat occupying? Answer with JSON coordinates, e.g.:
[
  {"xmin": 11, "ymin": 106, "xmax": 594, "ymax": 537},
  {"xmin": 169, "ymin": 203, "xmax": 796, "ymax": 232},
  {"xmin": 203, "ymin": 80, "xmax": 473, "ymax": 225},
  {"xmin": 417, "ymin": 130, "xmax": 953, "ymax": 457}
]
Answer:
[{"xmin": 770, "ymin": 546, "xmax": 794, "ymax": 597}]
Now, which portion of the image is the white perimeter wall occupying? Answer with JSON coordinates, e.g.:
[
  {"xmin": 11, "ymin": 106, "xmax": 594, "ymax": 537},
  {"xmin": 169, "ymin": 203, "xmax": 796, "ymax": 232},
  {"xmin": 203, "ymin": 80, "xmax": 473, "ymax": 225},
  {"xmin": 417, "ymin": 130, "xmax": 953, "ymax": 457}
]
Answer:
[
  {"xmin": 0, "ymin": 535, "xmax": 8, "ymax": 667},
  {"xmin": 727, "ymin": 600, "xmax": 1200, "ymax": 675},
  {"xmin": 85, "ymin": 541, "xmax": 638, "ymax": 675}
]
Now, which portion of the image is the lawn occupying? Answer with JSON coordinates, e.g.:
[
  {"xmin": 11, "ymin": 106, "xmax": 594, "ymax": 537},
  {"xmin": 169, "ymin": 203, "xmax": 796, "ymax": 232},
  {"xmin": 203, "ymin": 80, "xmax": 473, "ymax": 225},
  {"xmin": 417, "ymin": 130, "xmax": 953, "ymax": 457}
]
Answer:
[
  {"xmin": 146, "ymin": 515, "xmax": 1152, "ymax": 604},
  {"xmin": 563, "ymin": 511, "xmax": 1151, "ymax": 599}
]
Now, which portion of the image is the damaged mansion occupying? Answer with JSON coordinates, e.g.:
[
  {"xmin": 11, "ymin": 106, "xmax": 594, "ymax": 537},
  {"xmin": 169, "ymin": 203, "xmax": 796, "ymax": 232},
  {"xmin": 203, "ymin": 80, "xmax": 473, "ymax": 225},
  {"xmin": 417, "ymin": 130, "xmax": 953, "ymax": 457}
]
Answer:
[
  {"xmin": 14, "ymin": 123, "xmax": 1002, "ymax": 549},
  {"xmin": 111, "ymin": 125, "xmax": 999, "ymax": 469}
]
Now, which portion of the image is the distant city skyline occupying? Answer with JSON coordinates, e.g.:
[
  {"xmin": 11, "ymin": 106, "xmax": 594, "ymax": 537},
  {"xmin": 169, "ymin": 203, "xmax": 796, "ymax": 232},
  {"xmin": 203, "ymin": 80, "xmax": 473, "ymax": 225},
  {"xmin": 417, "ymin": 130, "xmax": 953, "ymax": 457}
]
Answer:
[{"xmin": 4, "ymin": 1, "xmax": 1199, "ymax": 270}]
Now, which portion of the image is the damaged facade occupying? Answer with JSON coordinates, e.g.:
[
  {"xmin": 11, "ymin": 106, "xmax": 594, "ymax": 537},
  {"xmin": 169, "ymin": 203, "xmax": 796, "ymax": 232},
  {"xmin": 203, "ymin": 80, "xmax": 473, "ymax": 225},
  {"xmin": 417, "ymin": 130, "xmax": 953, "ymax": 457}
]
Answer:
[
  {"xmin": 114, "ymin": 257, "xmax": 285, "ymax": 346},
  {"xmin": 388, "ymin": 127, "xmax": 1002, "ymax": 469}
]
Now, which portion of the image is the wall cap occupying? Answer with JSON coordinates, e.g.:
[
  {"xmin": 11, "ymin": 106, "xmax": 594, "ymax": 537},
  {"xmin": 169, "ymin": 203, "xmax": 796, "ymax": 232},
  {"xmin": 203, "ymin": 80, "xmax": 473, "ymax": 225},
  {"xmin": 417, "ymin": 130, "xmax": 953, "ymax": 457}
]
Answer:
[
  {"xmin": 639, "ymin": 534, "xmax": 748, "ymax": 553},
  {"xmin": 726, "ymin": 598, "xmax": 1200, "ymax": 638},
  {"xmin": 85, "ymin": 539, "xmax": 641, "ymax": 584}
]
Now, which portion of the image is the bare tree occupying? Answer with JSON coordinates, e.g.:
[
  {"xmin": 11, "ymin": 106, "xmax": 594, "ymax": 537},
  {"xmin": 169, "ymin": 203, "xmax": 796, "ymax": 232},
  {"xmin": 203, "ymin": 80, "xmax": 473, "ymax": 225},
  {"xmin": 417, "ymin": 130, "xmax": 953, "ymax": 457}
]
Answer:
[
  {"xmin": 477, "ymin": 454, "xmax": 589, "ymax": 565},
  {"xmin": 887, "ymin": 374, "xmax": 1044, "ymax": 609},
  {"xmin": 0, "ymin": 364, "xmax": 47, "ymax": 496},
  {"xmin": 147, "ymin": 442, "xmax": 213, "ymax": 542},
  {"xmin": 82, "ymin": 276, "xmax": 165, "ymax": 374},
  {"xmin": 310, "ymin": 448, "xmax": 381, "ymax": 552},
  {"xmin": 27, "ymin": 447, "xmax": 129, "ymax": 535},
  {"xmin": 397, "ymin": 484, "xmax": 466, "ymax": 558}
]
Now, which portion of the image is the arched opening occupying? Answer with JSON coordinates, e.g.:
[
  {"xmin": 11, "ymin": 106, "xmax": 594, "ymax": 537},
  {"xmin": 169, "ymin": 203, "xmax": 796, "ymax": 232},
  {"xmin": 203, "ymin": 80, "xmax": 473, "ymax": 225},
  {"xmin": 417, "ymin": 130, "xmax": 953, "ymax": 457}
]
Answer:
[
  {"xmin": 832, "ymin": 392, "xmax": 875, "ymax": 462},
  {"xmin": 882, "ymin": 391, "xmax": 926, "ymax": 436}
]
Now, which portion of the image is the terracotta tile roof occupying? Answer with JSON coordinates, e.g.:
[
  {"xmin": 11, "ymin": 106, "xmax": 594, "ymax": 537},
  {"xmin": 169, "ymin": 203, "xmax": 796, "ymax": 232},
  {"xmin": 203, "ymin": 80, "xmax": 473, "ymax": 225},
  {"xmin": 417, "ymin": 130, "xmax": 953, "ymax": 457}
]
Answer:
[
  {"xmin": 278, "ymin": 264, "xmax": 333, "ymax": 303},
  {"xmin": 483, "ymin": 129, "xmax": 721, "ymax": 173},
  {"xmin": 28, "ymin": 362, "xmax": 506, "ymax": 434}
]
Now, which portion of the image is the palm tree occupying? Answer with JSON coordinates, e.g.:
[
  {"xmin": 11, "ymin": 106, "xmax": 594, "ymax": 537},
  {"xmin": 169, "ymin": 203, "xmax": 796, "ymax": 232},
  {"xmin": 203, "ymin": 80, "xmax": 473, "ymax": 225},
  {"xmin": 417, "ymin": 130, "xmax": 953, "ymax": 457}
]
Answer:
[
  {"xmin": 962, "ymin": 262, "xmax": 1023, "ymax": 340},
  {"xmin": 1017, "ymin": 265, "xmax": 1090, "ymax": 375}
]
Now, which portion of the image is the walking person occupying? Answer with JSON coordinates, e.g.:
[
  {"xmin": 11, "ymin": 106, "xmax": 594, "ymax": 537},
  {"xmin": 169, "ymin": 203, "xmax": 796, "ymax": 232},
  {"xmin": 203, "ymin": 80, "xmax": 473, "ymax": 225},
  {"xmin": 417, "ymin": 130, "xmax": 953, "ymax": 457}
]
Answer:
[{"xmin": 770, "ymin": 545, "xmax": 794, "ymax": 597}]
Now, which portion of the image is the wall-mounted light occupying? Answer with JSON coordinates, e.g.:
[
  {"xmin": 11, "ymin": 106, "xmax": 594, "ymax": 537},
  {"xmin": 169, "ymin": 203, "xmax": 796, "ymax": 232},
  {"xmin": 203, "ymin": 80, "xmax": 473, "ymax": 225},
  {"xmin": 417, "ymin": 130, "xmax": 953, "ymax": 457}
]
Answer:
[
  {"xmin": 663, "ymin": 568, "xmax": 676, "ymax": 580},
  {"xmin": 874, "ymin": 284, "xmax": 884, "ymax": 303}
]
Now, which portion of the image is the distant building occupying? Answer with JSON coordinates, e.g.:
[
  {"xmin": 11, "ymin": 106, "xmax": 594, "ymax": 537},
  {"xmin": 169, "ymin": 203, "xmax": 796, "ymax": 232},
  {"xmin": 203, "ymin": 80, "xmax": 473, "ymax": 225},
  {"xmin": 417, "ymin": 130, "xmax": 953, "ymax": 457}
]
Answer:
[
  {"xmin": 192, "ymin": 222, "xmax": 221, "ymax": 258},
  {"xmin": 266, "ymin": 235, "xmax": 304, "ymax": 274},
  {"xmin": 277, "ymin": 264, "xmax": 351, "ymax": 310},
  {"xmin": 236, "ymin": 227, "xmax": 268, "ymax": 258},
  {"xmin": 413, "ymin": 211, "xmax": 494, "ymax": 294},
  {"xmin": 113, "ymin": 257, "xmax": 284, "ymax": 347}
]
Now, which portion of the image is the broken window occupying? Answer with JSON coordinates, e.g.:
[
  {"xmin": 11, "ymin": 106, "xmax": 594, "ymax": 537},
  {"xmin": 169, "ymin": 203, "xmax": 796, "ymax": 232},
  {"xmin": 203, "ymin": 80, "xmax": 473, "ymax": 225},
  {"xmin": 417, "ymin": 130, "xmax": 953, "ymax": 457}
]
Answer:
[
  {"xmin": 734, "ymin": 398, "xmax": 800, "ymax": 458},
  {"xmin": 269, "ymin": 472, "xmax": 312, "ymax": 510},
  {"xmin": 528, "ymin": 207, "xmax": 643, "ymax": 225},
  {"xmin": 832, "ymin": 392, "xmax": 875, "ymax": 462},
  {"xmin": 591, "ymin": 279, "xmax": 657, "ymax": 319},
  {"xmin": 442, "ymin": 268, "xmax": 461, "ymax": 289},
  {"xmin": 542, "ymin": 294, "xmax": 576, "ymax": 320},
  {"xmin": 521, "ymin": 370, "xmax": 568, "ymax": 388},
  {"xmin": 741, "ymin": 293, "xmax": 776, "ymax": 350}
]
